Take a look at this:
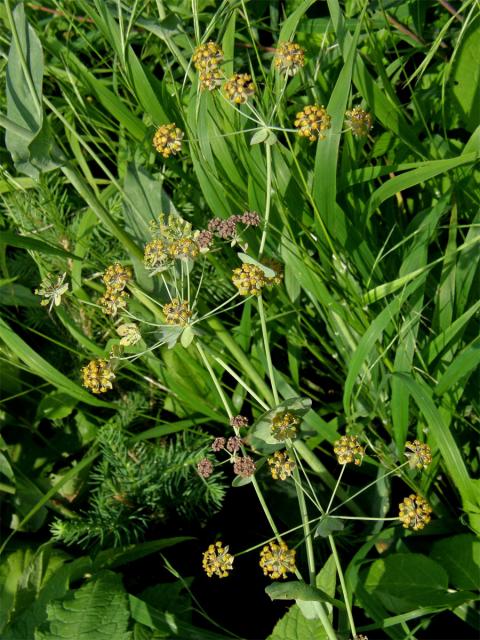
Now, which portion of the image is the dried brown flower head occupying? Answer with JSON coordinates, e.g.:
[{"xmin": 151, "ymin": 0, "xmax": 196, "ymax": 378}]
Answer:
[
  {"xmin": 212, "ymin": 437, "xmax": 226, "ymax": 452},
  {"xmin": 197, "ymin": 458, "xmax": 214, "ymax": 478},
  {"xmin": 230, "ymin": 415, "xmax": 249, "ymax": 429},
  {"xmin": 233, "ymin": 455, "xmax": 256, "ymax": 478}
]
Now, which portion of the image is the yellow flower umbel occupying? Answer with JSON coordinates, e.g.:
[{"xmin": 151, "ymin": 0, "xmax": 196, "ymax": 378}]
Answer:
[
  {"xmin": 102, "ymin": 263, "xmax": 132, "ymax": 292},
  {"xmin": 274, "ymin": 42, "xmax": 305, "ymax": 76},
  {"xmin": 168, "ymin": 237, "xmax": 199, "ymax": 260},
  {"xmin": 81, "ymin": 359, "xmax": 115, "ymax": 394},
  {"xmin": 163, "ymin": 298, "xmax": 192, "ymax": 326},
  {"xmin": 345, "ymin": 107, "xmax": 372, "ymax": 137},
  {"xmin": 192, "ymin": 41, "xmax": 224, "ymax": 71},
  {"xmin": 199, "ymin": 68, "xmax": 223, "ymax": 91},
  {"xmin": 144, "ymin": 239, "xmax": 169, "ymax": 272},
  {"xmin": 399, "ymin": 494, "xmax": 432, "ymax": 531},
  {"xmin": 271, "ymin": 412, "xmax": 299, "ymax": 441},
  {"xmin": 35, "ymin": 272, "xmax": 69, "ymax": 312},
  {"xmin": 334, "ymin": 434, "xmax": 365, "ymax": 465},
  {"xmin": 224, "ymin": 73, "xmax": 255, "ymax": 104},
  {"xmin": 99, "ymin": 289, "xmax": 129, "ymax": 317},
  {"xmin": 263, "ymin": 258, "xmax": 284, "ymax": 287},
  {"xmin": 232, "ymin": 263, "xmax": 266, "ymax": 296},
  {"xmin": 202, "ymin": 541, "xmax": 234, "ymax": 578},
  {"xmin": 117, "ymin": 323, "xmax": 142, "ymax": 346},
  {"xmin": 153, "ymin": 123, "xmax": 184, "ymax": 158},
  {"xmin": 259, "ymin": 541, "xmax": 296, "ymax": 579},
  {"xmin": 268, "ymin": 450, "xmax": 296, "ymax": 480},
  {"xmin": 294, "ymin": 105, "xmax": 331, "ymax": 141},
  {"xmin": 405, "ymin": 440, "xmax": 432, "ymax": 470}
]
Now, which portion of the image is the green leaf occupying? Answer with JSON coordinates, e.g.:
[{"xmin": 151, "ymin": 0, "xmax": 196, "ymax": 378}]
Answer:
[
  {"xmin": 36, "ymin": 392, "xmax": 78, "ymax": 421},
  {"xmin": 35, "ymin": 571, "xmax": 131, "ymax": 640},
  {"xmin": 450, "ymin": 14, "xmax": 480, "ymax": 132},
  {"xmin": 0, "ymin": 231, "xmax": 80, "ymax": 260},
  {"xmin": 430, "ymin": 535, "xmax": 480, "ymax": 591},
  {"xmin": 5, "ymin": 3, "xmax": 60, "ymax": 177},
  {"xmin": 265, "ymin": 580, "xmax": 345, "ymax": 611},
  {"xmin": 434, "ymin": 337, "xmax": 480, "ymax": 396},
  {"xmin": 363, "ymin": 553, "xmax": 477, "ymax": 613},
  {"xmin": 249, "ymin": 397, "xmax": 312, "ymax": 453},
  {"xmin": 314, "ymin": 516, "xmax": 345, "ymax": 538},
  {"xmin": 0, "ymin": 317, "xmax": 113, "ymax": 408},
  {"xmin": 250, "ymin": 128, "xmax": 270, "ymax": 145},
  {"xmin": 237, "ymin": 252, "xmax": 277, "ymax": 278}
]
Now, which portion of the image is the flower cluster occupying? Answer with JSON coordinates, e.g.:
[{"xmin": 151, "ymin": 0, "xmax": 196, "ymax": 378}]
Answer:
[
  {"xmin": 233, "ymin": 455, "xmax": 256, "ymax": 477},
  {"xmin": 143, "ymin": 215, "xmax": 201, "ymax": 275},
  {"xmin": 399, "ymin": 494, "xmax": 432, "ymax": 530},
  {"xmin": 230, "ymin": 414, "xmax": 249, "ymax": 429},
  {"xmin": 99, "ymin": 263, "xmax": 132, "ymax": 317},
  {"xmin": 345, "ymin": 107, "xmax": 372, "ymax": 137},
  {"xmin": 192, "ymin": 41, "xmax": 224, "ymax": 91},
  {"xmin": 224, "ymin": 73, "xmax": 255, "ymax": 104},
  {"xmin": 162, "ymin": 298, "xmax": 192, "ymax": 326},
  {"xmin": 117, "ymin": 323, "xmax": 142, "ymax": 346},
  {"xmin": 268, "ymin": 450, "xmax": 296, "ymax": 480},
  {"xmin": 202, "ymin": 541, "xmax": 234, "ymax": 577},
  {"xmin": 197, "ymin": 458, "xmax": 214, "ymax": 478},
  {"xmin": 274, "ymin": 42, "xmax": 305, "ymax": 76},
  {"xmin": 259, "ymin": 541, "xmax": 296, "ymax": 579},
  {"xmin": 294, "ymin": 105, "xmax": 331, "ymax": 141},
  {"xmin": 405, "ymin": 440, "xmax": 432, "ymax": 469},
  {"xmin": 333, "ymin": 434, "xmax": 365, "ymax": 465},
  {"xmin": 232, "ymin": 260, "xmax": 282, "ymax": 296},
  {"xmin": 35, "ymin": 272, "xmax": 69, "ymax": 311},
  {"xmin": 81, "ymin": 359, "xmax": 115, "ymax": 394},
  {"xmin": 271, "ymin": 412, "xmax": 299, "ymax": 441},
  {"xmin": 153, "ymin": 123, "xmax": 184, "ymax": 158}
]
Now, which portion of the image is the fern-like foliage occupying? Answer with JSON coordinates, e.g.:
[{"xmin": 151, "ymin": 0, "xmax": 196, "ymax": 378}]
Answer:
[{"xmin": 51, "ymin": 425, "xmax": 225, "ymax": 547}]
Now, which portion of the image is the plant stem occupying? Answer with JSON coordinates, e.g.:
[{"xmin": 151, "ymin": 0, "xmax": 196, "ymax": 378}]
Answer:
[
  {"xmin": 259, "ymin": 142, "xmax": 272, "ymax": 257},
  {"xmin": 257, "ymin": 294, "xmax": 279, "ymax": 405},
  {"xmin": 292, "ymin": 465, "xmax": 316, "ymax": 586},
  {"xmin": 329, "ymin": 535, "xmax": 356, "ymax": 638},
  {"xmin": 213, "ymin": 355, "xmax": 270, "ymax": 411},
  {"xmin": 196, "ymin": 342, "xmax": 233, "ymax": 419}
]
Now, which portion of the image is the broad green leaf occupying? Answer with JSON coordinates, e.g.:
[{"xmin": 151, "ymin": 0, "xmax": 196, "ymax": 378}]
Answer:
[
  {"xmin": 0, "ymin": 317, "xmax": 113, "ymax": 408},
  {"xmin": 315, "ymin": 516, "xmax": 345, "ymax": 538},
  {"xmin": 5, "ymin": 3, "xmax": 60, "ymax": 177},
  {"xmin": 35, "ymin": 571, "xmax": 131, "ymax": 640},
  {"xmin": 265, "ymin": 580, "xmax": 345, "ymax": 611},
  {"xmin": 36, "ymin": 392, "xmax": 78, "ymax": 421},
  {"xmin": 450, "ymin": 14, "xmax": 480, "ymax": 132},
  {"xmin": 430, "ymin": 535, "xmax": 480, "ymax": 591},
  {"xmin": 0, "ymin": 231, "xmax": 80, "ymax": 260},
  {"xmin": 364, "ymin": 553, "xmax": 477, "ymax": 613},
  {"xmin": 366, "ymin": 154, "xmax": 478, "ymax": 219}
]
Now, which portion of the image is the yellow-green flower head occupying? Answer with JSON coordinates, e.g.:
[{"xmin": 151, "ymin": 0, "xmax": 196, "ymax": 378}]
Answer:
[
  {"xmin": 117, "ymin": 323, "xmax": 141, "ymax": 346},
  {"xmin": 345, "ymin": 107, "xmax": 372, "ymax": 137},
  {"xmin": 232, "ymin": 263, "xmax": 266, "ymax": 296},
  {"xmin": 259, "ymin": 541, "xmax": 296, "ymax": 580},
  {"xmin": 192, "ymin": 41, "xmax": 224, "ymax": 71},
  {"xmin": 294, "ymin": 105, "xmax": 331, "ymax": 141},
  {"xmin": 35, "ymin": 272, "xmax": 69, "ymax": 312},
  {"xmin": 153, "ymin": 123, "xmax": 184, "ymax": 158},
  {"xmin": 399, "ymin": 494, "xmax": 432, "ymax": 531},
  {"xmin": 199, "ymin": 68, "xmax": 223, "ymax": 91},
  {"xmin": 271, "ymin": 411, "xmax": 299, "ymax": 442},
  {"xmin": 99, "ymin": 288, "xmax": 129, "ymax": 317},
  {"xmin": 163, "ymin": 298, "xmax": 192, "ymax": 326},
  {"xmin": 353, "ymin": 636, "xmax": 369, "ymax": 640},
  {"xmin": 168, "ymin": 237, "xmax": 199, "ymax": 260},
  {"xmin": 144, "ymin": 239, "xmax": 169, "ymax": 271},
  {"xmin": 224, "ymin": 73, "xmax": 255, "ymax": 104},
  {"xmin": 202, "ymin": 541, "xmax": 234, "ymax": 578},
  {"xmin": 405, "ymin": 440, "xmax": 432, "ymax": 470},
  {"xmin": 263, "ymin": 258, "xmax": 284, "ymax": 287},
  {"xmin": 274, "ymin": 41, "xmax": 305, "ymax": 76},
  {"xmin": 333, "ymin": 434, "xmax": 365, "ymax": 465},
  {"xmin": 102, "ymin": 263, "xmax": 132, "ymax": 293},
  {"xmin": 81, "ymin": 359, "xmax": 115, "ymax": 394},
  {"xmin": 268, "ymin": 450, "xmax": 296, "ymax": 480}
]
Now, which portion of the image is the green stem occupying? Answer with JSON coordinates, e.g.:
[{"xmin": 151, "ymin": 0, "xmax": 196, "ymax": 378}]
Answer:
[
  {"xmin": 257, "ymin": 295, "xmax": 279, "ymax": 405},
  {"xmin": 212, "ymin": 355, "xmax": 270, "ymax": 411},
  {"xmin": 196, "ymin": 342, "xmax": 233, "ymax": 419},
  {"xmin": 206, "ymin": 316, "xmax": 275, "ymax": 406},
  {"xmin": 329, "ymin": 535, "xmax": 356, "ymax": 638},
  {"xmin": 259, "ymin": 142, "xmax": 272, "ymax": 257},
  {"xmin": 292, "ymin": 465, "xmax": 316, "ymax": 585},
  {"xmin": 293, "ymin": 441, "xmax": 365, "ymax": 517}
]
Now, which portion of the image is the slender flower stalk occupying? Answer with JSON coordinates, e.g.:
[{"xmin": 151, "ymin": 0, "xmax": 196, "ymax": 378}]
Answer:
[
  {"xmin": 259, "ymin": 143, "xmax": 272, "ymax": 257},
  {"xmin": 257, "ymin": 294, "xmax": 279, "ymax": 405}
]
